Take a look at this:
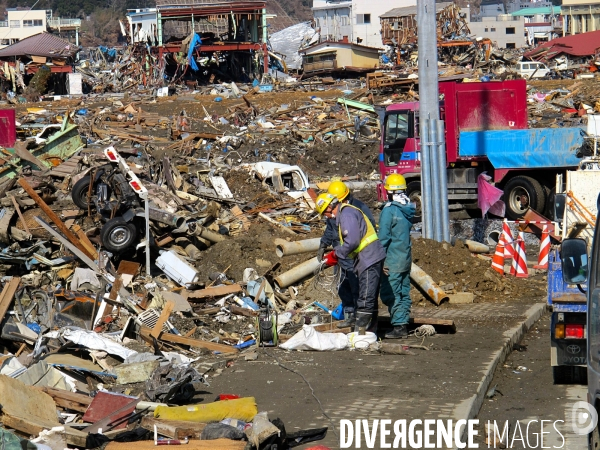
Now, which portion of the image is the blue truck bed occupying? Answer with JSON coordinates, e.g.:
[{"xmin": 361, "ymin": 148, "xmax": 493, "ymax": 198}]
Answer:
[
  {"xmin": 548, "ymin": 249, "xmax": 587, "ymax": 312},
  {"xmin": 458, "ymin": 127, "xmax": 586, "ymax": 169}
]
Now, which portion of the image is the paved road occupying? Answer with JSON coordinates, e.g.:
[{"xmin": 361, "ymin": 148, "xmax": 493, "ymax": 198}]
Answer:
[{"xmin": 476, "ymin": 313, "xmax": 588, "ymax": 449}]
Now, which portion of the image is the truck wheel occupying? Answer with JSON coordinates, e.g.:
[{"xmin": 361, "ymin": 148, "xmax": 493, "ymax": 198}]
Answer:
[
  {"xmin": 100, "ymin": 217, "xmax": 137, "ymax": 253},
  {"xmin": 72, "ymin": 176, "xmax": 93, "ymax": 210},
  {"xmin": 503, "ymin": 176, "xmax": 546, "ymax": 220},
  {"xmin": 552, "ymin": 365, "xmax": 587, "ymax": 385},
  {"xmin": 406, "ymin": 181, "xmax": 422, "ymax": 222}
]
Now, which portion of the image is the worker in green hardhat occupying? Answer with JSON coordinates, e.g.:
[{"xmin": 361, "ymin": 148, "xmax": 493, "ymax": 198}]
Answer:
[{"xmin": 379, "ymin": 174, "xmax": 415, "ymax": 339}]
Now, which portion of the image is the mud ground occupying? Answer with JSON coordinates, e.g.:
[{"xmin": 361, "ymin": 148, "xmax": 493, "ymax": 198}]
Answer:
[
  {"xmin": 193, "ymin": 300, "xmax": 543, "ymax": 449},
  {"xmin": 475, "ymin": 314, "xmax": 588, "ymax": 448}
]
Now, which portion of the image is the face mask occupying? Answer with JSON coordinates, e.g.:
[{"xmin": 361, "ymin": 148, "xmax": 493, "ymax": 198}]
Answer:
[{"xmin": 392, "ymin": 192, "xmax": 410, "ymax": 205}]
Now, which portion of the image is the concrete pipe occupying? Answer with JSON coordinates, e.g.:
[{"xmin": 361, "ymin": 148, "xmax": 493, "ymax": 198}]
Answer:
[
  {"xmin": 188, "ymin": 222, "xmax": 225, "ymax": 243},
  {"xmin": 410, "ymin": 263, "xmax": 448, "ymax": 305},
  {"xmin": 487, "ymin": 231, "xmax": 501, "ymax": 247},
  {"xmin": 274, "ymin": 257, "xmax": 321, "ymax": 289},
  {"xmin": 464, "ymin": 239, "xmax": 490, "ymax": 254},
  {"xmin": 149, "ymin": 207, "xmax": 186, "ymax": 228},
  {"xmin": 275, "ymin": 238, "xmax": 322, "ymax": 258}
]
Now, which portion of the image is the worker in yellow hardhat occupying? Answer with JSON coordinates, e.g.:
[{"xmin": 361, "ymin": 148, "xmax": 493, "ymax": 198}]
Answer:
[
  {"xmin": 315, "ymin": 181, "xmax": 385, "ymax": 334},
  {"xmin": 379, "ymin": 173, "xmax": 415, "ymax": 339}
]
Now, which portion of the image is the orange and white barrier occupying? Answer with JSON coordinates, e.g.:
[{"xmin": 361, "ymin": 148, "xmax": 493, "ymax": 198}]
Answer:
[
  {"xmin": 491, "ymin": 237, "xmax": 506, "ymax": 275},
  {"xmin": 509, "ymin": 232, "xmax": 529, "ymax": 278},
  {"xmin": 534, "ymin": 225, "xmax": 550, "ymax": 270},
  {"xmin": 502, "ymin": 219, "xmax": 515, "ymax": 260}
]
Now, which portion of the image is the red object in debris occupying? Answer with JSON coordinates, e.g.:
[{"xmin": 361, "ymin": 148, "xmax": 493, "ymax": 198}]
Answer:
[
  {"xmin": 0, "ymin": 110, "xmax": 16, "ymax": 148},
  {"xmin": 305, "ymin": 446, "xmax": 331, "ymax": 450},
  {"xmin": 82, "ymin": 391, "xmax": 138, "ymax": 430},
  {"xmin": 219, "ymin": 394, "xmax": 240, "ymax": 401}
]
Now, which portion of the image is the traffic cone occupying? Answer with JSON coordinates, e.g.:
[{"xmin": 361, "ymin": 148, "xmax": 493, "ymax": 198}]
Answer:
[
  {"xmin": 491, "ymin": 238, "xmax": 506, "ymax": 275},
  {"xmin": 502, "ymin": 219, "xmax": 515, "ymax": 260},
  {"xmin": 511, "ymin": 232, "xmax": 529, "ymax": 278},
  {"xmin": 534, "ymin": 225, "xmax": 550, "ymax": 270}
]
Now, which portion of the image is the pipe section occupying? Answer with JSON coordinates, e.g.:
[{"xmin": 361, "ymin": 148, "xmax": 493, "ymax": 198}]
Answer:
[
  {"xmin": 188, "ymin": 222, "xmax": 225, "ymax": 243},
  {"xmin": 410, "ymin": 263, "xmax": 448, "ymax": 305},
  {"xmin": 274, "ymin": 257, "xmax": 321, "ymax": 288},
  {"xmin": 275, "ymin": 238, "xmax": 322, "ymax": 257}
]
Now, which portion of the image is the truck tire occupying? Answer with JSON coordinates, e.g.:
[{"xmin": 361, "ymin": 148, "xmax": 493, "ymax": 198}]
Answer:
[
  {"xmin": 503, "ymin": 176, "xmax": 546, "ymax": 220},
  {"xmin": 406, "ymin": 181, "xmax": 422, "ymax": 222},
  {"xmin": 552, "ymin": 365, "xmax": 587, "ymax": 385},
  {"xmin": 100, "ymin": 217, "xmax": 137, "ymax": 253},
  {"xmin": 72, "ymin": 176, "xmax": 93, "ymax": 210}
]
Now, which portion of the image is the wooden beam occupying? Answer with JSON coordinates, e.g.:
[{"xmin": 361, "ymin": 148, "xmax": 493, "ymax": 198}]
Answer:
[
  {"xmin": 182, "ymin": 284, "xmax": 242, "ymax": 300},
  {"xmin": 139, "ymin": 326, "xmax": 238, "ymax": 354},
  {"xmin": 72, "ymin": 224, "xmax": 98, "ymax": 259},
  {"xmin": 18, "ymin": 178, "xmax": 94, "ymax": 259},
  {"xmin": 140, "ymin": 417, "xmax": 207, "ymax": 439},
  {"xmin": 34, "ymin": 386, "xmax": 92, "ymax": 413},
  {"xmin": 150, "ymin": 301, "xmax": 175, "ymax": 339},
  {"xmin": 0, "ymin": 277, "xmax": 20, "ymax": 323}
]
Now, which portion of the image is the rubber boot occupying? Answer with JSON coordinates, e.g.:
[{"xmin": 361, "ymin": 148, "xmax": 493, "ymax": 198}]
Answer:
[
  {"xmin": 355, "ymin": 311, "xmax": 372, "ymax": 336},
  {"xmin": 385, "ymin": 325, "xmax": 408, "ymax": 339},
  {"xmin": 336, "ymin": 312, "xmax": 356, "ymax": 329}
]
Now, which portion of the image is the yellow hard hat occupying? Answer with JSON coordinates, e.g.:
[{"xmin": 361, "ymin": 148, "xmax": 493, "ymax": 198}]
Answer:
[
  {"xmin": 327, "ymin": 180, "xmax": 350, "ymax": 201},
  {"xmin": 384, "ymin": 174, "xmax": 407, "ymax": 191},
  {"xmin": 315, "ymin": 193, "xmax": 337, "ymax": 215}
]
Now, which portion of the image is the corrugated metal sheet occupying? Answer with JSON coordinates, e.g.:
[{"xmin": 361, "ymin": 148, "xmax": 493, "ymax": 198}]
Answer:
[{"xmin": 0, "ymin": 32, "xmax": 77, "ymax": 58}]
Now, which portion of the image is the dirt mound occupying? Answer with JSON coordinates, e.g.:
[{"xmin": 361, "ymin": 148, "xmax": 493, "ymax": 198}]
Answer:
[
  {"xmin": 194, "ymin": 222, "xmax": 321, "ymax": 283},
  {"xmin": 298, "ymin": 141, "xmax": 379, "ymax": 179},
  {"xmin": 411, "ymin": 238, "xmax": 546, "ymax": 304}
]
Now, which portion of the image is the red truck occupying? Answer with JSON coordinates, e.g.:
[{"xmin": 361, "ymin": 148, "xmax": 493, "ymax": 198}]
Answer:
[{"xmin": 379, "ymin": 79, "xmax": 586, "ymax": 219}]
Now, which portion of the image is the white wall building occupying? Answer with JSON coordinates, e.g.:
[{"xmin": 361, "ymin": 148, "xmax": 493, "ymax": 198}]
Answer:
[
  {"xmin": 468, "ymin": 14, "xmax": 527, "ymax": 48},
  {"xmin": 127, "ymin": 8, "xmax": 158, "ymax": 45},
  {"xmin": 0, "ymin": 9, "xmax": 47, "ymax": 47},
  {"xmin": 312, "ymin": 0, "xmax": 416, "ymax": 49}
]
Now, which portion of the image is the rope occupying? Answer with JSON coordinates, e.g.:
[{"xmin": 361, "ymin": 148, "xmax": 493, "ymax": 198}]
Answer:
[
  {"xmin": 413, "ymin": 325, "xmax": 436, "ymax": 337},
  {"xmin": 311, "ymin": 263, "xmax": 342, "ymax": 301}
]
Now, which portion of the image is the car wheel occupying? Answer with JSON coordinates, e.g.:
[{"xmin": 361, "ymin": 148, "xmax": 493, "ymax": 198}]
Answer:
[
  {"xmin": 503, "ymin": 176, "xmax": 546, "ymax": 220},
  {"xmin": 100, "ymin": 217, "xmax": 137, "ymax": 253},
  {"xmin": 72, "ymin": 176, "xmax": 93, "ymax": 210}
]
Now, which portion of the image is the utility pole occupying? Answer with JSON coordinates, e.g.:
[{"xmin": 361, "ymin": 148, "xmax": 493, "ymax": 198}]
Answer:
[{"xmin": 417, "ymin": 0, "xmax": 449, "ymax": 242}]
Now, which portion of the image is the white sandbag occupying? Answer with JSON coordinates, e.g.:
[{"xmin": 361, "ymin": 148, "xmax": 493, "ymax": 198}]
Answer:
[
  {"xmin": 279, "ymin": 325, "xmax": 348, "ymax": 351},
  {"xmin": 347, "ymin": 331, "xmax": 377, "ymax": 349}
]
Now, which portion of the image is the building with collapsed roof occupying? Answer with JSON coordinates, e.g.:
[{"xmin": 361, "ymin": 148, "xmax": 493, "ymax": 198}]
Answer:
[{"xmin": 525, "ymin": 29, "xmax": 600, "ymax": 61}]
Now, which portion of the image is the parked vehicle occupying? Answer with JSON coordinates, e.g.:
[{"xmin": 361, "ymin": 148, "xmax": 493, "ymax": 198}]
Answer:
[
  {"xmin": 379, "ymin": 79, "xmax": 587, "ymax": 219},
  {"xmin": 549, "ymin": 164, "xmax": 599, "ymax": 385},
  {"xmin": 515, "ymin": 61, "xmax": 550, "ymax": 78}
]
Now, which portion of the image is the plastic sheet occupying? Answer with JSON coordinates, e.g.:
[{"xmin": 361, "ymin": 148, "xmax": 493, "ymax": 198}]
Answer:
[
  {"xmin": 477, "ymin": 173, "xmax": 505, "ymax": 217},
  {"xmin": 154, "ymin": 397, "xmax": 258, "ymax": 423},
  {"xmin": 279, "ymin": 325, "xmax": 348, "ymax": 351}
]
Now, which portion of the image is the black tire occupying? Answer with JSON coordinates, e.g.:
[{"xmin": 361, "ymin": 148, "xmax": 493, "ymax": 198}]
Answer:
[
  {"xmin": 72, "ymin": 176, "xmax": 93, "ymax": 210},
  {"xmin": 503, "ymin": 176, "xmax": 546, "ymax": 220},
  {"xmin": 545, "ymin": 187, "xmax": 556, "ymax": 221},
  {"xmin": 552, "ymin": 365, "xmax": 587, "ymax": 385},
  {"xmin": 100, "ymin": 217, "xmax": 137, "ymax": 253},
  {"xmin": 406, "ymin": 180, "xmax": 422, "ymax": 222}
]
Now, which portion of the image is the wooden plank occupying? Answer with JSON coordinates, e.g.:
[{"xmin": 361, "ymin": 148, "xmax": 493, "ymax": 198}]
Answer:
[
  {"xmin": 231, "ymin": 205, "xmax": 250, "ymax": 231},
  {"xmin": 150, "ymin": 301, "xmax": 175, "ymax": 339},
  {"xmin": 1, "ymin": 414, "xmax": 100, "ymax": 447},
  {"xmin": 0, "ymin": 277, "xmax": 21, "ymax": 323},
  {"xmin": 72, "ymin": 224, "xmax": 98, "ymax": 259},
  {"xmin": 11, "ymin": 195, "xmax": 30, "ymax": 234},
  {"xmin": 139, "ymin": 326, "xmax": 238, "ymax": 354},
  {"xmin": 18, "ymin": 178, "xmax": 94, "ymax": 259},
  {"xmin": 140, "ymin": 417, "xmax": 207, "ymax": 439},
  {"xmin": 106, "ymin": 439, "xmax": 246, "ymax": 450},
  {"xmin": 182, "ymin": 284, "xmax": 242, "ymax": 300},
  {"xmin": 34, "ymin": 386, "xmax": 92, "ymax": 413}
]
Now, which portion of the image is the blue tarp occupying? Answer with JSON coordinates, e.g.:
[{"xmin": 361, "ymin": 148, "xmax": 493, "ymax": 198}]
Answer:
[
  {"xmin": 99, "ymin": 46, "xmax": 117, "ymax": 59},
  {"xmin": 459, "ymin": 127, "xmax": 586, "ymax": 169},
  {"xmin": 187, "ymin": 33, "xmax": 202, "ymax": 71}
]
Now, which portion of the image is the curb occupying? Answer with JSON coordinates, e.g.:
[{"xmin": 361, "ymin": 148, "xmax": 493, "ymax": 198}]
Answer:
[{"xmin": 457, "ymin": 302, "xmax": 547, "ymax": 444}]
